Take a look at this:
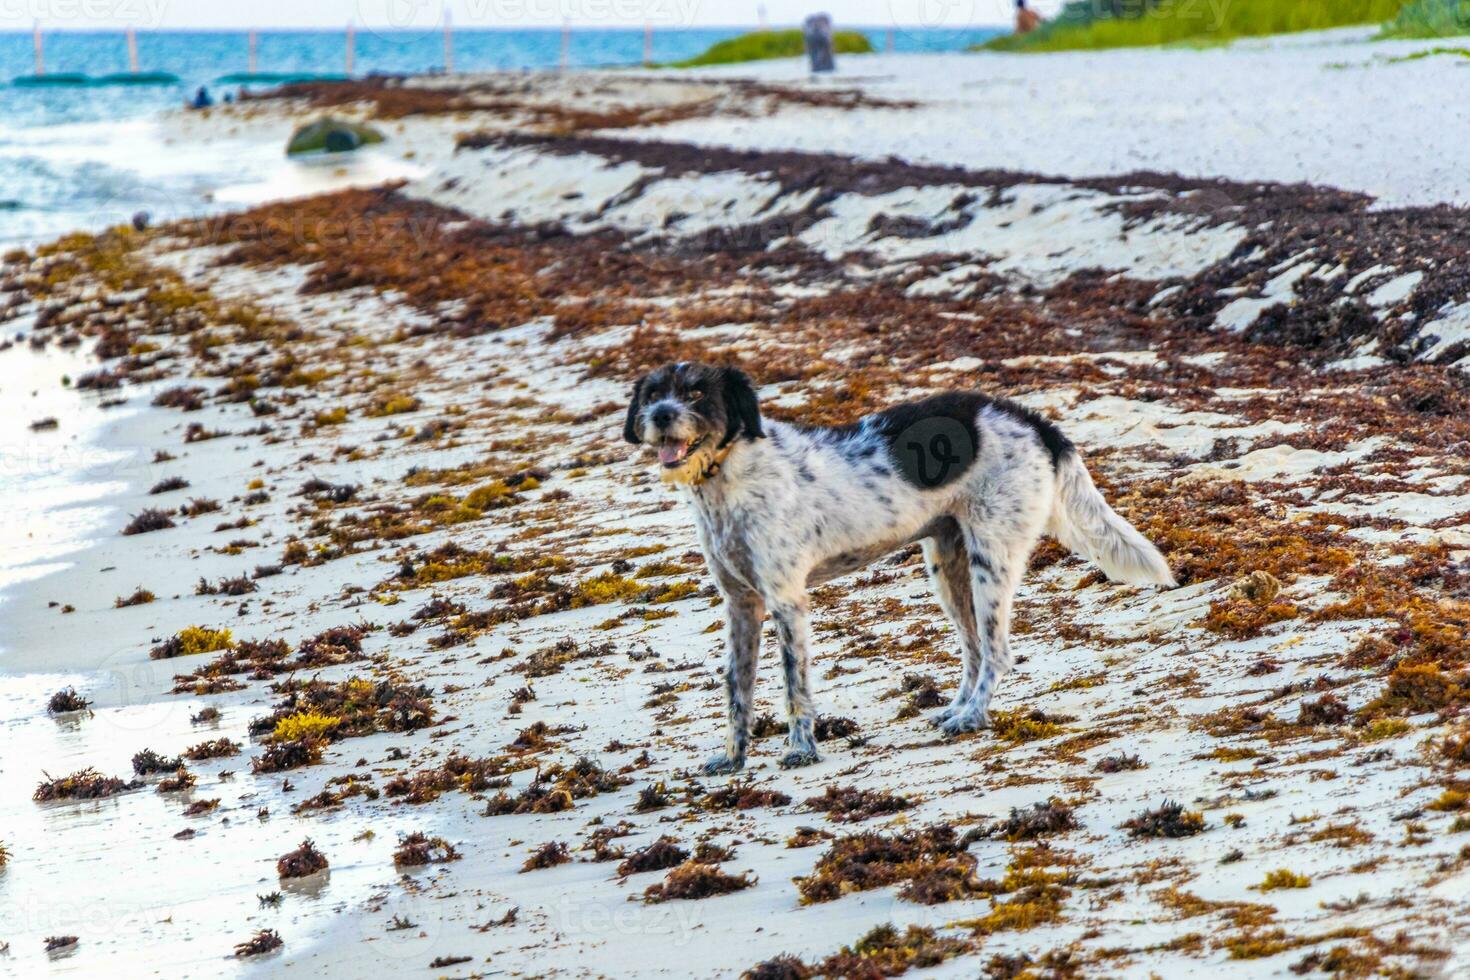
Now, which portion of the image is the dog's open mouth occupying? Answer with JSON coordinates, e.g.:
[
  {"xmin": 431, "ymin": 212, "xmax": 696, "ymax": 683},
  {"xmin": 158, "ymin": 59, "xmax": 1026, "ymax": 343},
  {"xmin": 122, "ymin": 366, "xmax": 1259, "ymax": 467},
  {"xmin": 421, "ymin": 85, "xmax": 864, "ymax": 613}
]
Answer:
[{"xmin": 658, "ymin": 435, "xmax": 707, "ymax": 467}]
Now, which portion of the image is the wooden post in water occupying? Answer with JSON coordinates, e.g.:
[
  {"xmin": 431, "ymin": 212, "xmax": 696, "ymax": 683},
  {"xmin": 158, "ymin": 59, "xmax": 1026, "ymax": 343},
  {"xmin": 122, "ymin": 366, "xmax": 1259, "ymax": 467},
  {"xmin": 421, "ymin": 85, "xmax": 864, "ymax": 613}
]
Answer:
[
  {"xmin": 249, "ymin": 29, "xmax": 258, "ymax": 75},
  {"xmin": 127, "ymin": 27, "xmax": 140, "ymax": 73},
  {"xmin": 643, "ymin": 22, "xmax": 653, "ymax": 66},
  {"xmin": 559, "ymin": 20, "xmax": 570, "ymax": 73},
  {"xmin": 886, "ymin": 27, "xmax": 895, "ymax": 53},
  {"xmin": 346, "ymin": 22, "xmax": 356, "ymax": 76},
  {"xmin": 444, "ymin": 7, "xmax": 455, "ymax": 73},
  {"xmin": 33, "ymin": 21, "xmax": 44, "ymax": 76}
]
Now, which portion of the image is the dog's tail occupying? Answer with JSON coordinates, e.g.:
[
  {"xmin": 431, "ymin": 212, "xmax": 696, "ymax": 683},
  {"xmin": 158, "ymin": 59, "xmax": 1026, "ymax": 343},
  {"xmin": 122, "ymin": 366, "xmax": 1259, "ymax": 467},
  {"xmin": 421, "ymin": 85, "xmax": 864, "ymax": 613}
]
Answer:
[{"xmin": 1048, "ymin": 449, "xmax": 1175, "ymax": 587}]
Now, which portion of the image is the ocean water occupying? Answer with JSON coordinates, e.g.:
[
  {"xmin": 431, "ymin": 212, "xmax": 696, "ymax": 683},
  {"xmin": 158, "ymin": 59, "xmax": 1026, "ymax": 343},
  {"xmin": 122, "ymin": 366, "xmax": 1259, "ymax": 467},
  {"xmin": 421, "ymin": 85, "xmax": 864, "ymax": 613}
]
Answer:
[{"xmin": 0, "ymin": 27, "xmax": 1001, "ymax": 247}]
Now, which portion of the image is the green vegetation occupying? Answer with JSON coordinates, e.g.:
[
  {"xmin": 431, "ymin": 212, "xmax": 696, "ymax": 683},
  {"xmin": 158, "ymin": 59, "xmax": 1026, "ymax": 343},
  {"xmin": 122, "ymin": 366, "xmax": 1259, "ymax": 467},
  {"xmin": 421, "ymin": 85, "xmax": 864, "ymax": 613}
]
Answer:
[
  {"xmin": 665, "ymin": 28, "xmax": 872, "ymax": 68},
  {"xmin": 1381, "ymin": 0, "xmax": 1470, "ymax": 37},
  {"xmin": 1385, "ymin": 43, "xmax": 1470, "ymax": 59},
  {"xmin": 982, "ymin": 0, "xmax": 1409, "ymax": 52}
]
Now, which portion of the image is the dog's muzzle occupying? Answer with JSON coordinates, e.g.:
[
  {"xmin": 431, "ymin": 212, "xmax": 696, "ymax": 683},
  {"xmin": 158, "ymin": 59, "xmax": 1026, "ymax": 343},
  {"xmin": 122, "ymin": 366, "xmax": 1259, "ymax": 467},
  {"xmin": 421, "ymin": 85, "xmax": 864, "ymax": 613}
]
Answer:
[{"xmin": 657, "ymin": 434, "xmax": 708, "ymax": 468}]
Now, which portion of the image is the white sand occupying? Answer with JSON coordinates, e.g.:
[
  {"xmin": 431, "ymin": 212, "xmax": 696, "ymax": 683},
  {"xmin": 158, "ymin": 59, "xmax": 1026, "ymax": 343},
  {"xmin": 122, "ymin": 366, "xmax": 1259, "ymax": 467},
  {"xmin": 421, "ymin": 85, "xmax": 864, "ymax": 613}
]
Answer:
[{"xmin": 626, "ymin": 28, "xmax": 1470, "ymax": 210}]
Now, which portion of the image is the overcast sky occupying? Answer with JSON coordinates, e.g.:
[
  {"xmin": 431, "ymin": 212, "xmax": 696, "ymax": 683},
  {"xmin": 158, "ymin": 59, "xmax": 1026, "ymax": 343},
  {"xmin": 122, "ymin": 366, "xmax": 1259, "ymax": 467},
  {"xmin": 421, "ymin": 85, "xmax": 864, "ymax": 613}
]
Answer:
[{"xmin": 0, "ymin": 0, "xmax": 1051, "ymax": 30}]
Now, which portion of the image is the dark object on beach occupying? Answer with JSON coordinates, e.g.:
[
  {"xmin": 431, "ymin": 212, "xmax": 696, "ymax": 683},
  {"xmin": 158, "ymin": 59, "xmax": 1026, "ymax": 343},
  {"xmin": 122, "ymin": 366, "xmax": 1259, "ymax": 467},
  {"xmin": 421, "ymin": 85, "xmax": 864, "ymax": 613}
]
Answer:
[
  {"xmin": 393, "ymin": 832, "xmax": 462, "ymax": 867},
  {"xmin": 152, "ymin": 385, "xmax": 205, "ymax": 411},
  {"xmin": 234, "ymin": 929, "xmax": 283, "ymax": 958},
  {"xmin": 430, "ymin": 956, "xmax": 473, "ymax": 969},
  {"xmin": 191, "ymin": 706, "xmax": 221, "ymax": 724},
  {"xmin": 197, "ymin": 574, "xmax": 257, "ymax": 597},
  {"xmin": 180, "ymin": 497, "xmax": 221, "ymax": 517},
  {"xmin": 286, "ymin": 117, "xmax": 385, "ymax": 156},
  {"xmin": 812, "ymin": 715, "xmax": 860, "ymax": 741},
  {"xmin": 744, "ymin": 954, "xmax": 808, "ymax": 979},
  {"xmin": 115, "ymin": 586, "xmax": 156, "ymax": 608},
  {"xmin": 616, "ymin": 836, "xmax": 688, "ymax": 876},
  {"xmin": 277, "ymin": 838, "xmax": 329, "ymax": 879},
  {"xmin": 299, "ymin": 477, "xmax": 358, "ymax": 503},
  {"xmin": 122, "ymin": 508, "xmax": 175, "ymax": 535},
  {"xmin": 132, "ymin": 748, "xmax": 182, "ymax": 775},
  {"xmin": 977, "ymin": 799, "xmax": 1079, "ymax": 841},
  {"xmin": 184, "ymin": 737, "xmax": 240, "ymax": 761},
  {"xmin": 252, "ymin": 737, "xmax": 325, "ymax": 773},
  {"xmin": 47, "ymin": 686, "xmax": 92, "ymax": 715},
  {"xmin": 1122, "ymin": 800, "xmax": 1207, "ymax": 839},
  {"xmin": 520, "ymin": 841, "xmax": 571, "ymax": 872},
  {"xmin": 132, "ymin": 211, "xmax": 150, "ymax": 231},
  {"xmin": 473, "ymin": 907, "xmax": 518, "ymax": 931},
  {"xmin": 702, "ymin": 778, "xmax": 792, "ymax": 812},
  {"xmin": 1094, "ymin": 751, "xmax": 1145, "ymax": 773},
  {"xmin": 149, "ymin": 476, "xmax": 189, "ymax": 494},
  {"xmin": 803, "ymin": 14, "xmax": 836, "ymax": 73},
  {"xmin": 1299, "ymin": 692, "xmax": 1349, "ymax": 726},
  {"xmin": 635, "ymin": 782, "xmax": 673, "ymax": 811},
  {"xmin": 29, "ymin": 416, "xmax": 58, "ymax": 431},
  {"xmin": 44, "ymin": 936, "xmax": 78, "ymax": 952},
  {"xmin": 803, "ymin": 785, "xmax": 911, "ymax": 823},
  {"xmin": 642, "ymin": 860, "xmax": 754, "ymax": 903},
  {"xmin": 34, "ymin": 768, "xmax": 141, "ymax": 802},
  {"xmin": 191, "ymin": 86, "xmax": 213, "ymax": 110},
  {"xmin": 157, "ymin": 767, "xmax": 196, "ymax": 793}
]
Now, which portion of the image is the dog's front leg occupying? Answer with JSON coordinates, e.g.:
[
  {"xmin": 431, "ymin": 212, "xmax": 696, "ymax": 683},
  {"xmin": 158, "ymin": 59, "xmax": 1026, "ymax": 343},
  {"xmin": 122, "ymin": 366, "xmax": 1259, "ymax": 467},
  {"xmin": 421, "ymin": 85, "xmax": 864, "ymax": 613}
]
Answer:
[
  {"xmin": 771, "ymin": 597, "xmax": 821, "ymax": 769},
  {"xmin": 703, "ymin": 590, "xmax": 764, "ymax": 775}
]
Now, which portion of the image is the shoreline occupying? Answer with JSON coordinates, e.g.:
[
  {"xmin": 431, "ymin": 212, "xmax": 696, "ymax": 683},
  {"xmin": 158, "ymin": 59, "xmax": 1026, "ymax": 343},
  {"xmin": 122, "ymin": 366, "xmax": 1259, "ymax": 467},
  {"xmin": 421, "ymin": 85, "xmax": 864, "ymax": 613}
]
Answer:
[{"xmin": 2, "ymin": 42, "xmax": 1470, "ymax": 975}]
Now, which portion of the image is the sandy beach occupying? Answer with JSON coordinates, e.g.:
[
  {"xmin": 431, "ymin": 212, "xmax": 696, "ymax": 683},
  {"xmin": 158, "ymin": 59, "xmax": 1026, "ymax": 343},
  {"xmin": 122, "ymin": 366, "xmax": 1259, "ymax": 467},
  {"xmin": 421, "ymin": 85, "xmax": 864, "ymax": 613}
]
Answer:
[{"xmin": 4, "ymin": 29, "xmax": 1470, "ymax": 978}]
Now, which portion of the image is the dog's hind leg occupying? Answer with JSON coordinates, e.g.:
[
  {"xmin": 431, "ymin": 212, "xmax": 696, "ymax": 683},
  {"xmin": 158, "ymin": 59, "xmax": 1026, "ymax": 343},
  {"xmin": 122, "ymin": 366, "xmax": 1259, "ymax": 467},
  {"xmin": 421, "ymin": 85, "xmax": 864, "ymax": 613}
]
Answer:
[
  {"xmin": 922, "ymin": 523, "xmax": 982, "ymax": 728},
  {"xmin": 940, "ymin": 528, "xmax": 1025, "ymax": 737},
  {"xmin": 703, "ymin": 590, "xmax": 764, "ymax": 775},
  {"xmin": 770, "ymin": 597, "xmax": 822, "ymax": 769}
]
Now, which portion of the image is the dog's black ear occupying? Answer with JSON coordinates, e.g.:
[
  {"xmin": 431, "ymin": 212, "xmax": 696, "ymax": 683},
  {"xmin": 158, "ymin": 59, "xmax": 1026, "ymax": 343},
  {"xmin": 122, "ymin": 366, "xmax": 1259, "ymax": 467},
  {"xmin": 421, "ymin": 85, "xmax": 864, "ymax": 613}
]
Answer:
[
  {"xmin": 721, "ymin": 367, "xmax": 764, "ymax": 445},
  {"xmin": 623, "ymin": 377, "xmax": 646, "ymax": 445}
]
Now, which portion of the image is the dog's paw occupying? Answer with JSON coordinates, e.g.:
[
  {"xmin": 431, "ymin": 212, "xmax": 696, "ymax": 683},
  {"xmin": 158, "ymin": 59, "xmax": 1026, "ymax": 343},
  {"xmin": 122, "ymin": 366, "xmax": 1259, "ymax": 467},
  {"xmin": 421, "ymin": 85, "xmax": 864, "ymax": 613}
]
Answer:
[
  {"xmin": 938, "ymin": 711, "xmax": 989, "ymax": 738},
  {"xmin": 929, "ymin": 705, "xmax": 959, "ymax": 728},
  {"xmin": 778, "ymin": 747, "xmax": 822, "ymax": 769},
  {"xmin": 701, "ymin": 751, "xmax": 746, "ymax": 775}
]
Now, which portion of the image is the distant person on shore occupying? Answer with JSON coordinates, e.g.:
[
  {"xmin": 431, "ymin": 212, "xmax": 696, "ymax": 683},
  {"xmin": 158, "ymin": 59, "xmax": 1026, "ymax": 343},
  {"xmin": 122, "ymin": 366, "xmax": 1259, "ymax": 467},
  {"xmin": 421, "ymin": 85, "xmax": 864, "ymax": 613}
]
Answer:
[
  {"xmin": 1015, "ymin": 0, "xmax": 1043, "ymax": 34},
  {"xmin": 190, "ymin": 86, "xmax": 213, "ymax": 110},
  {"xmin": 804, "ymin": 13, "xmax": 836, "ymax": 73}
]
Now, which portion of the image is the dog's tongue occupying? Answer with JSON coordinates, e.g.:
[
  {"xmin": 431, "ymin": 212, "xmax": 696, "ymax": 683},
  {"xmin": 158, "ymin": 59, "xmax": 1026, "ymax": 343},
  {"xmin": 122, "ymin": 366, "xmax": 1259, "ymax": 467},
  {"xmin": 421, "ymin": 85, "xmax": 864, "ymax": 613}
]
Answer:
[{"xmin": 658, "ymin": 443, "xmax": 688, "ymax": 465}]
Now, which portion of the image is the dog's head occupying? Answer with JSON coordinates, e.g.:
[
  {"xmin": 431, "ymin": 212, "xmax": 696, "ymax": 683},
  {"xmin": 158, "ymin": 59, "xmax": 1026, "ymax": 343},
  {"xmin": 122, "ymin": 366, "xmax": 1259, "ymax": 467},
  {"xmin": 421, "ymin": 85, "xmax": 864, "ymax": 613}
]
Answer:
[{"xmin": 623, "ymin": 362, "xmax": 764, "ymax": 484}]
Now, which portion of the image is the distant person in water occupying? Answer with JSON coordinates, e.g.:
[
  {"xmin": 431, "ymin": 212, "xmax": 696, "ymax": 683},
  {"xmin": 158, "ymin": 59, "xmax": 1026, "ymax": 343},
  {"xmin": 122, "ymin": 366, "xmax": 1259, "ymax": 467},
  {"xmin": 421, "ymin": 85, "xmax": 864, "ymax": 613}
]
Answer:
[
  {"xmin": 191, "ymin": 86, "xmax": 213, "ymax": 110},
  {"xmin": 1015, "ymin": 0, "xmax": 1043, "ymax": 33}
]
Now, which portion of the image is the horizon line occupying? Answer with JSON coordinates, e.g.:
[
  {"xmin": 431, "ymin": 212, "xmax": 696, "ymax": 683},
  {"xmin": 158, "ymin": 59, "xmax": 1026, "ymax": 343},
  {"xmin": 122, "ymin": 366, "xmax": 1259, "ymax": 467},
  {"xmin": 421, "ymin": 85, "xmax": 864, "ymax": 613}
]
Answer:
[{"xmin": 0, "ymin": 23, "xmax": 1009, "ymax": 33}]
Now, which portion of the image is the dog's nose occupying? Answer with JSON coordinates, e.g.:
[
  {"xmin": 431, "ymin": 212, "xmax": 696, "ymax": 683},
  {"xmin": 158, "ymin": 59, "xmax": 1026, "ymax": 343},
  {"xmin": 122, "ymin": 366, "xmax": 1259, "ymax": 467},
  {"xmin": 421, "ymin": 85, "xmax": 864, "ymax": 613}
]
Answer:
[{"xmin": 650, "ymin": 405, "xmax": 676, "ymax": 429}]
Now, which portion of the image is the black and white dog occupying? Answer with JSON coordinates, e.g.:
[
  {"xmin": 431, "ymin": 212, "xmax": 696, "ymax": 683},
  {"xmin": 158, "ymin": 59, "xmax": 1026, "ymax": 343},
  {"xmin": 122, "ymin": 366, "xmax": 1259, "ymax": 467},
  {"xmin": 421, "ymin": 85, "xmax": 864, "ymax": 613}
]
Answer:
[{"xmin": 624, "ymin": 362, "xmax": 1174, "ymax": 774}]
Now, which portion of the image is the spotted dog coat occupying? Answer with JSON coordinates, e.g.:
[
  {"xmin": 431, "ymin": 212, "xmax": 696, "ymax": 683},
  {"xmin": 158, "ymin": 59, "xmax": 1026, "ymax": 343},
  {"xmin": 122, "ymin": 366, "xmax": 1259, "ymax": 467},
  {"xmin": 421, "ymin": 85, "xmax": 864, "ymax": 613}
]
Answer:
[{"xmin": 624, "ymin": 363, "xmax": 1175, "ymax": 773}]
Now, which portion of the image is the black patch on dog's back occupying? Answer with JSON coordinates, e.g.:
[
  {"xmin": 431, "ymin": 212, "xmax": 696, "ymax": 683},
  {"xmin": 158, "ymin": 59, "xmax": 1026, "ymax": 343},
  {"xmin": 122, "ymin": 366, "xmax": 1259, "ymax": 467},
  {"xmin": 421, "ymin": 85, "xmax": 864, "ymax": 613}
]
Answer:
[{"xmin": 840, "ymin": 392, "xmax": 1073, "ymax": 490}]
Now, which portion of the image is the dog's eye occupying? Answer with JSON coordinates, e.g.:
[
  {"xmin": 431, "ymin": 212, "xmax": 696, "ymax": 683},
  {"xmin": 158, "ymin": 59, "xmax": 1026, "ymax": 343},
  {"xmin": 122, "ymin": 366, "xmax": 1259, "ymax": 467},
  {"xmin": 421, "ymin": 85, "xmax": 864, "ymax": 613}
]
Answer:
[{"xmin": 689, "ymin": 388, "xmax": 705, "ymax": 400}]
